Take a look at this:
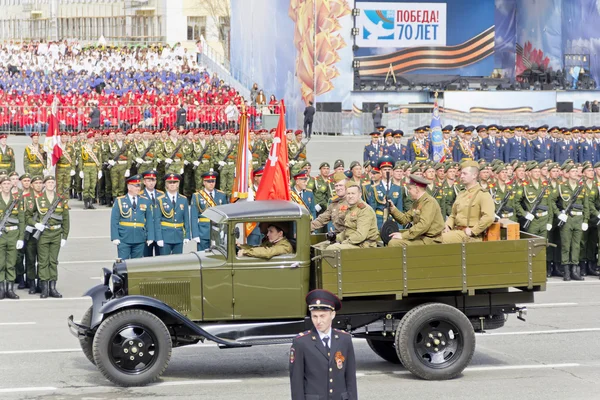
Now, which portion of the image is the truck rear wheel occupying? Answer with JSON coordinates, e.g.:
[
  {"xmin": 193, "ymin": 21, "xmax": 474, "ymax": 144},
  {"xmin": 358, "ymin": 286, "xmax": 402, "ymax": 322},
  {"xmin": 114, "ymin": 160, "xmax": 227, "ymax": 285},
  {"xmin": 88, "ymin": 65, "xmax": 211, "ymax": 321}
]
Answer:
[
  {"xmin": 366, "ymin": 339, "xmax": 402, "ymax": 364},
  {"xmin": 79, "ymin": 307, "xmax": 95, "ymax": 366},
  {"xmin": 395, "ymin": 303, "xmax": 475, "ymax": 380},
  {"xmin": 92, "ymin": 309, "xmax": 172, "ymax": 386}
]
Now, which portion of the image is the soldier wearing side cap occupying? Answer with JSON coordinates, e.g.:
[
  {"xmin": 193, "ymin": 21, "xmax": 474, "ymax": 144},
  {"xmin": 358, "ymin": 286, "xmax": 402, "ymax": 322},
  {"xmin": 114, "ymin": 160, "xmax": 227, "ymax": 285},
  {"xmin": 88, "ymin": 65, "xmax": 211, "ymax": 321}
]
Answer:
[
  {"xmin": 237, "ymin": 222, "xmax": 294, "ymax": 259},
  {"xmin": 190, "ymin": 170, "xmax": 228, "ymax": 251},
  {"xmin": 289, "ymin": 289, "xmax": 357, "ymax": 400},
  {"xmin": 312, "ymin": 162, "xmax": 333, "ymax": 220},
  {"xmin": 580, "ymin": 162, "xmax": 599, "ymax": 276},
  {"xmin": 0, "ymin": 175, "xmax": 24, "ymax": 300},
  {"xmin": 490, "ymin": 163, "xmax": 519, "ymax": 223},
  {"xmin": 110, "ymin": 175, "xmax": 155, "ymax": 260},
  {"xmin": 312, "ymin": 172, "xmax": 349, "ymax": 239}
]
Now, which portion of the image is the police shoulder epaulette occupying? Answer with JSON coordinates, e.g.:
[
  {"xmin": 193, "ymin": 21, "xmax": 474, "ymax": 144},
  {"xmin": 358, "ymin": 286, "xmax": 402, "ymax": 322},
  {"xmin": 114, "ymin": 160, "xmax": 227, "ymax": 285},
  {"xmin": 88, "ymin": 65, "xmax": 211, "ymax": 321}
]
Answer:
[
  {"xmin": 180, "ymin": 194, "xmax": 187, "ymax": 199},
  {"xmin": 334, "ymin": 328, "xmax": 350, "ymax": 335},
  {"xmin": 357, "ymin": 202, "xmax": 366, "ymax": 209},
  {"xmin": 296, "ymin": 330, "xmax": 311, "ymax": 338},
  {"xmin": 139, "ymin": 194, "xmax": 148, "ymax": 199},
  {"xmin": 156, "ymin": 189, "xmax": 164, "ymax": 194}
]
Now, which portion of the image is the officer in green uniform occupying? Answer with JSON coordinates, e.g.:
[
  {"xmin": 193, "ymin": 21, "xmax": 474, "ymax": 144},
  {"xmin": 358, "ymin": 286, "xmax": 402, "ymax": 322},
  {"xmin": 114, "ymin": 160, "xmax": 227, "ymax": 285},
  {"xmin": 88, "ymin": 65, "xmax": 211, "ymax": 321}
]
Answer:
[
  {"xmin": 191, "ymin": 129, "xmax": 214, "ymax": 191},
  {"xmin": 311, "ymin": 172, "xmax": 349, "ymax": 236},
  {"xmin": 237, "ymin": 223, "xmax": 294, "ymax": 259},
  {"xmin": 100, "ymin": 131, "xmax": 113, "ymax": 206},
  {"xmin": 580, "ymin": 163, "xmax": 599, "ymax": 276},
  {"xmin": 107, "ymin": 130, "xmax": 131, "ymax": 201},
  {"xmin": 216, "ymin": 130, "xmax": 237, "ymax": 195},
  {"xmin": 13, "ymin": 173, "xmax": 32, "ymax": 289},
  {"xmin": 155, "ymin": 174, "xmax": 190, "ymax": 255},
  {"xmin": 27, "ymin": 176, "xmax": 69, "ymax": 299},
  {"xmin": 556, "ymin": 164, "xmax": 589, "ymax": 281},
  {"xmin": 23, "ymin": 132, "xmax": 46, "ymax": 177},
  {"xmin": 132, "ymin": 129, "xmax": 157, "ymax": 176},
  {"xmin": 78, "ymin": 132, "xmax": 104, "ymax": 210},
  {"xmin": 0, "ymin": 176, "xmax": 24, "ymax": 299},
  {"xmin": 312, "ymin": 162, "xmax": 333, "ymax": 220},
  {"xmin": 23, "ymin": 176, "xmax": 43, "ymax": 294},
  {"xmin": 73, "ymin": 131, "xmax": 86, "ymax": 201},
  {"xmin": 289, "ymin": 130, "xmax": 308, "ymax": 176},
  {"xmin": 110, "ymin": 175, "xmax": 155, "ymax": 259},
  {"xmin": 0, "ymin": 133, "xmax": 16, "ymax": 173},
  {"xmin": 55, "ymin": 134, "xmax": 76, "ymax": 197},
  {"xmin": 490, "ymin": 164, "xmax": 519, "ymax": 223}
]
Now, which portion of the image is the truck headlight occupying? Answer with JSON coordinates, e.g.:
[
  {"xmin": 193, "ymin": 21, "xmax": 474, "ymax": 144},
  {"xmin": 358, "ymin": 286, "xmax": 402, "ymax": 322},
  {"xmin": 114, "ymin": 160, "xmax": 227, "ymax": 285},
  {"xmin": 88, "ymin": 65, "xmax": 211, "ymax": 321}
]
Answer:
[
  {"xmin": 102, "ymin": 268, "xmax": 112, "ymax": 286},
  {"xmin": 110, "ymin": 274, "xmax": 124, "ymax": 297}
]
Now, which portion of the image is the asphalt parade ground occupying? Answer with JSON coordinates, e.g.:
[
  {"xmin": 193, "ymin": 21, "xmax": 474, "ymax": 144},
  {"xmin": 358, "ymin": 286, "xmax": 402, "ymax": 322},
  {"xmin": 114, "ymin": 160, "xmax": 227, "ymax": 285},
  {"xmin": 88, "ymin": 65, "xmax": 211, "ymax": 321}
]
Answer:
[{"xmin": 1, "ymin": 135, "xmax": 600, "ymax": 399}]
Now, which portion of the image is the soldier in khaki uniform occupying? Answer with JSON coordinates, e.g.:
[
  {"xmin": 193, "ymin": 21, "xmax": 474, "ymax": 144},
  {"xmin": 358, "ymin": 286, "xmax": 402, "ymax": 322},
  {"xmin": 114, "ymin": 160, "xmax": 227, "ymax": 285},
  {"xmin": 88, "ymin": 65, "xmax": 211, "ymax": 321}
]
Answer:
[
  {"xmin": 78, "ymin": 132, "xmax": 104, "ymax": 209},
  {"xmin": 0, "ymin": 133, "xmax": 16, "ymax": 173},
  {"xmin": 327, "ymin": 182, "xmax": 379, "ymax": 250},
  {"xmin": 388, "ymin": 175, "xmax": 445, "ymax": 246},
  {"xmin": 55, "ymin": 134, "xmax": 76, "ymax": 196},
  {"xmin": 0, "ymin": 176, "xmax": 25, "ymax": 300},
  {"xmin": 107, "ymin": 131, "xmax": 131, "ymax": 200},
  {"xmin": 441, "ymin": 161, "xmax": 495, "ymax": 244},
  {"xmin": 237, "ymin": 223, "xmax": 294, "ymax": 259},
  {"xmin": 311, "ymin": 172, "xmax": 348, "ymax": 234},
  {"xmin": 23, "ymin": 132, "xmax": 46, "ymax": 177}
]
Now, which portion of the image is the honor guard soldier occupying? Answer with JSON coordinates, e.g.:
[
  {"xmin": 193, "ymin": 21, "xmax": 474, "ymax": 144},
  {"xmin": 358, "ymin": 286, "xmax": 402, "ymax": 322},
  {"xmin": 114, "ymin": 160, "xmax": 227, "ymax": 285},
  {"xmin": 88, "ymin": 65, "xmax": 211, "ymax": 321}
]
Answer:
[
  {"xmin": 55, "ymin": 133, "xmax": 76, "ymax": 196},
  {"xmin": 504, "ymin": 125, "xmax": 531, "ymax": 162},
  {"xmin": 14, "ymin": 174, "xmax": 32, "ymax": 289},
  {"xmin": 0, "ymin": 133, "xmax": 15, "ymax": 173},
  {"xmin": 0, "ymin": 176, "xmax": 24, "ymax": 300},
  {"xmin": 110, "ymin": 175, "xmax": 155, "ymax": 260},
  {"xmin": 579, "ymin": 163, "xmax": 599, "ymax": 276},
  {"xmin": 491, "ymin": 164, "xmax": 519, "ymax": 223},
  {"xmin": 363, "ymin": 132, "xmax": 382, "ymax": 165},
  {"xmin": 290, "ymin": 170, "xmax": 317, "ymax": 219},
  {"xmin": 191, "ymin": 170, "xmax": 228, "ymax": 251},
  {"xmin": 141, "ymin": 170, "xmax": 163, "ymax": 257},
  {"xmin": 155, "ymin": 173, "xmax": 190, "ymax": 255},
  {"xmin": 579, "ymin": 127, "xmax": 598, "ymax": 164},
  {"xmin": 107, "ymin": 130, "xmax": 131, "ymax": 201},
  {"xmin": 27, "ymin": 176, "xmax": 69, "ymax": 299},
  {"xmin": 478, "ymin": 125, "xmax": 498, "ymax": 163},
  {"xmin": 453, "ymin": 127, "xmax": 479, "ymax": 162},
  {"xmin": 289, "ymin": 289, "xmax": 357, "ymax": 400},
  {"xmin": 23, "ymin": 132, "xmax": 46, "ymax": 177},
  {"xmin": 78, "ymin": 132, "xmax": 104, "ymax": 210},
  {"xmin": 407, "ymin": 127, "xmax": 431, "ymax": 162}
]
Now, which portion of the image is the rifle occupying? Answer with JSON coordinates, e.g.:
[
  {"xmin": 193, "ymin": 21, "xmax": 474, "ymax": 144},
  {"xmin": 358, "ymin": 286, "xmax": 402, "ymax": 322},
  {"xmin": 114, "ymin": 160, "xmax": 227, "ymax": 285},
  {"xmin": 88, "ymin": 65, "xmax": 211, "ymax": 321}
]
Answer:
[
  {"xmin": 558, "ymin": 181, "xmax": 584, "ymax": 227},
  {"xmin": 218, "ymin": 143, "xmax": 235, "ymax": 171},
  {"xmin": 380, "ymin": 171, "xmax": 399, "ymax": 245},
  {"xmin": 165, "ymin": 140, "xmax": 185, "ymax": 163},
  {"xmin": 106, "ymin": 144, "xmax": 128, "ymax": 170},
  {"xmin": 496, "ymin": 188, "xmax": 515, "ymax": 221},
  {"xmin": 135, "ymin": 141, "xmax": 155, "ymax": 169},
  {"xmin": 431, "ymin": 182, "xmax": 443, "ymax": 199},
  {"xmin": 291, "ymin": 139, "xmax": 310, "ymax": 162},
  {"xmin": 0, "ymin": 193, "xmax": 22, "ymax": 237},
  {"xmin": 33, "ymin": 188, "xmax": 70, "ymax": 240},
  {"xmin": 522, "ymin": 186, "xmax": 545, "ymax": 229},
  {"xmin": 192, "ymin": 142, "xmax": 211, "ymax": 171}
]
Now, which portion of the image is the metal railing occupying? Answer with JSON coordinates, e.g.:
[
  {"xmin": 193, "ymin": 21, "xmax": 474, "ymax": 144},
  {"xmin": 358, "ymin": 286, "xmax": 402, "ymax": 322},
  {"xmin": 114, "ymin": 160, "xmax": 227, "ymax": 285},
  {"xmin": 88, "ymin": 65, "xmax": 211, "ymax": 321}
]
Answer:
[
  {"xmin": 198, "ymin": 38, "xmax": 251, "ymax": 99},
  {"xmin": 298, "ymin": 111, "xmax": 600, "ymax": 136}
]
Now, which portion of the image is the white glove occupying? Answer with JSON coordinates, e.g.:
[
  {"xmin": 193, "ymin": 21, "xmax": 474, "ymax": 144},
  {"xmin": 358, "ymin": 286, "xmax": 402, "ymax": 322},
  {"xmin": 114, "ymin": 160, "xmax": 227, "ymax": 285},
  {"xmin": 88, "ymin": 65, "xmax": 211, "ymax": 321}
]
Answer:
[
  {"xmin": 16, "ymin": 240, "xmax": 24, "ymax": 250},
  {"xmin": 582, "ymin": 223, "xmax": 589, "ymax": 231},
  {"xmin": 98, "ymin": 171, "xmax": 102, "ymax": 179},
  {"xmin": 184, "ymin": 160, "xmax": 189, "ymax": 165},
  {"xmin": 525, "ymin": 213, "xmax": 535, "ymax": 221},
  {"xmin": 597, "ymin": 213, "xmax": 600, "ymax": 220},
  {"xmin": 193, "ymin": 161, "xmax": 200, "ymax": 167},
  {"xmin": 494, "ymin": 214, "xmax": 501, "ymax": 220},
  {"xmin": 165, "ymin": 158, "xmax": 173, "ymax": 164},
  {"xmin": 558, "ymin": 212, "xmax": 568, "ymax": 223},
  {"xmin": 25, "ymin": 226, "xmax": 33, "ymax": 233},
  {"xmin": 546, "ymin": 224, "xmax": 552, "ymax": 231},
  {"xmin": 70, "ymin": 169, "xmax": 76, "ymax": 176},
  {"xmin": 179, "ymin": 168, "xmax": 184, "ymax": 174},
  {"xmin": 218, "ymin": 160, "xmax": 226, "ymax": 167},
  {"xmin": 108, "ymin": 160, "xmax": 116, "ymax": 166},
  {"xmin": 124, "ymin": 169, "xmax": 130, "ymax": 178},
  {"xmin": 315, "ymin": 204, "xmax": 322, "ymax": 213},
  {"xmin": 112, "ymin": 239, "xmax": 120, "ymax": 245},
  {"xmin": 79, "ymin": 171, "xmax": 84, "ymax": 179},
  {"xmin": 43, "ymin": 169, "xmax": 49, "ymax": 176},
  {"xmin": 34, "ymin": 223, "xmax": 46, "ymax": 231},
  {"xmin": 183, "ymin": 238, "xmax": 190, "ymax": 244},
  {"xmin": 146, "ymin": 240, "xmax": 153, "ymax": 246},
  {"xmin": 60, "ymin": 239, "xmax": 66, "ymax": 247},
  {"xmin": 136, "ymin": 158, "xmax": 144, "ymax": 164},
  {"xmin": 157, "ymin": 240, "xmax": 164, "ymax": 247},
  {"xmin": 193, "ymin": 237, "xmax": 200, "ymax": 243},
  {"xmin": 289, "ymin": 160, "xmax": 296, "ymax": 165}
]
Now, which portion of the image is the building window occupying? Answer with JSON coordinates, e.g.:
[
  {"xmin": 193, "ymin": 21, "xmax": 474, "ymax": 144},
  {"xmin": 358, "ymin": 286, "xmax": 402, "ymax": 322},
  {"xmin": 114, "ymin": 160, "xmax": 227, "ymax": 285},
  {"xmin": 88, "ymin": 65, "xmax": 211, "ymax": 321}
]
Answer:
[{"xmin": 187, "ymin": 16, "xmax": 206, "ymax": 41}]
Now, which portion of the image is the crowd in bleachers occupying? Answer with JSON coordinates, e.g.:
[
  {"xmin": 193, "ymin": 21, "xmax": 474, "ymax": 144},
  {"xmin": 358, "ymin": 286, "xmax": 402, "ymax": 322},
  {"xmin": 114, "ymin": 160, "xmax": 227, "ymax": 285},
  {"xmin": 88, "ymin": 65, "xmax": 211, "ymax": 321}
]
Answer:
[{"xmin": 0, "ymin": 41, "xmax": 278, "ymax": 134}]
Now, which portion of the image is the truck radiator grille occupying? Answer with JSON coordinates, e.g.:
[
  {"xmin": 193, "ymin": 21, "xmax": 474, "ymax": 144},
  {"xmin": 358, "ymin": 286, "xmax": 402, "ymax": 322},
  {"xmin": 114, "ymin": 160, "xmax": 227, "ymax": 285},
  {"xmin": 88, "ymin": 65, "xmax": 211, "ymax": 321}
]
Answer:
[{"xmin": 139, "ymin": 281, "xmax": 191, "ymax": 314}]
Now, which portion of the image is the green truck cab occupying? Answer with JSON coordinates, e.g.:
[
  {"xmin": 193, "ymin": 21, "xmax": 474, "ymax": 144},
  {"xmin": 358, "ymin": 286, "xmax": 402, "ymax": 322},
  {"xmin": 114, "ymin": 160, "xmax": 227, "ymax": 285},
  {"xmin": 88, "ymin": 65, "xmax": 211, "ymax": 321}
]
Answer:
[{"xmin": 68, "ymin": 200, "xmax": 546, "ymax": 387}]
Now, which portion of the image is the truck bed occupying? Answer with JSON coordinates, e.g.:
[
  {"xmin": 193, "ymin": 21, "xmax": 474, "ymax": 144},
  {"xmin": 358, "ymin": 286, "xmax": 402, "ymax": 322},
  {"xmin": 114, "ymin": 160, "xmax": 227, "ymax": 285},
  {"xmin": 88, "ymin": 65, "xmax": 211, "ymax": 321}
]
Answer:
[{"xmin": 313, "ymin": 233, "xmax": 547, "ymax": 300}]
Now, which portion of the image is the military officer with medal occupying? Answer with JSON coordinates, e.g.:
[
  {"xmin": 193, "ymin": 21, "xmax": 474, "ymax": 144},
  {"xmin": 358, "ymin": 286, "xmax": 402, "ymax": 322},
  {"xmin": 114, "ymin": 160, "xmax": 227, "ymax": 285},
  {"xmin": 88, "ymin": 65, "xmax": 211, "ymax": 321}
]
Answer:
[
  {"xmin": 191, "ymin": 169, "xmax": 227, "ymax": 251},
  {"xmin": 155, "ymin": 173, "xmax": 191, "ymax": 255}
]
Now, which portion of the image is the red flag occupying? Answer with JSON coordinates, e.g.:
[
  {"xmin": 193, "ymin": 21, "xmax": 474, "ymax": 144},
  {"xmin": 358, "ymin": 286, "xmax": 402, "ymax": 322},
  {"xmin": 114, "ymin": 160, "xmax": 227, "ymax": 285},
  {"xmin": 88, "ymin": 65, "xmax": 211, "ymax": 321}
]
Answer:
[
  {"xmin": 45, "ymin": 96, "xmax": 62, "ymax": 167},
  {"xmin": 255, "ymin": 100, "xmax": 290, "ymax": 201}
]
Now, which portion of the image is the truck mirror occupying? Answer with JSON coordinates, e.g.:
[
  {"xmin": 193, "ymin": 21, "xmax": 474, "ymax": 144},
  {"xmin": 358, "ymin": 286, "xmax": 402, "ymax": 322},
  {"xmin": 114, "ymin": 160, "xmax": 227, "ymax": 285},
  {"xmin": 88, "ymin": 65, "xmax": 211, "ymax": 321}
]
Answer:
[{"xmin": 234, "ymin": 226, "xmax": 240, "ymax": 239}]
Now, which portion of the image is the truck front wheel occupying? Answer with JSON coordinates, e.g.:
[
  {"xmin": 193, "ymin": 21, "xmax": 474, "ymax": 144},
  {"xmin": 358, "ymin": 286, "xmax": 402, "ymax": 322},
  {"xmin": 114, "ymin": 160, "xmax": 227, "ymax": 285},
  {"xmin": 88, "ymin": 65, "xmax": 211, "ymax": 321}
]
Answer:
[
  {"xmin": 366, "ymin": 339, "xmax": 402, "ymax": 364},
  {"xmin": 92, "ymin": 309, "xmax": 172, "ymax": 386},
  {"xmin": 79, "ymin": 307, "xmax": 95, "ymax": 366},
  {"xmin": 395, "ymin": 303, "xmax": 475, "ymax": 380}
]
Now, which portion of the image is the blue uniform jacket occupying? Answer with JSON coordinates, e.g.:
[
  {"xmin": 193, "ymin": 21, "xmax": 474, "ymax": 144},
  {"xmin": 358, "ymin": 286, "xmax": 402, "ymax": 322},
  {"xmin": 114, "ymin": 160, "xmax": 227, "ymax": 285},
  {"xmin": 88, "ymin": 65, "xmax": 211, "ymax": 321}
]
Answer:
[
  {"xmin": 504, "ymin": 137, "xmax": 531, "ymax": 162},
  {"xmin": 554, "ymin": 140, "xmax": 577, "ymax": 164},
  {"xmin": 578, "ymin": 140, "xmax": 598, "ymax": 164},
  {"xmin": 383, "ymin": 143, "xmax": 403, "ymax": 162},
  {"xmin": 190, "ymin": 189, "xmax": 228, "ymax": 240},
  {"xmin": 479, "ymin": 137, "xmax": 500, "ymax": 162},
  {"xmin": 110, "ymin": 195, "xmax": 155, "ymax": 244},
  {"xmin": 363, "ymin": 143, "xmax": 381, "ymax": 164},
  {"xmin": 154, "ymin": 194, "xmax": 191, "ymax": 244},
  {"xmin": 531, "ymin": 138, "xmax": 554, "ymax": 162}
]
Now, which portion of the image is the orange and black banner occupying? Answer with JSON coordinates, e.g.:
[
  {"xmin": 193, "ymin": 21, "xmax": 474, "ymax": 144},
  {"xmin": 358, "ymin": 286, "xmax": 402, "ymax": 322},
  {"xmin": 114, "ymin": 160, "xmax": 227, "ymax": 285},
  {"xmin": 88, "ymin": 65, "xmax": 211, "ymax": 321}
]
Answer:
[{"xmin": 356, "ymin": 26, "xmax": 495, "ymax": 76}]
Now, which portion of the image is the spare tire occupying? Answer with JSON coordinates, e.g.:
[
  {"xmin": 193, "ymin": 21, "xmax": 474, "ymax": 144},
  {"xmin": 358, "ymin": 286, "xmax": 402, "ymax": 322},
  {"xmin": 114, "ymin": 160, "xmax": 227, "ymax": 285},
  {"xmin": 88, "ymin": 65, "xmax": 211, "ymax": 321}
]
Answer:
[
  {"xmin": 366, "ymin": 339, "xmax": 402, "ymax": 364},
  {"xmin": 470, "ymin": 314, "xmax": 505, "ymax": 332}
]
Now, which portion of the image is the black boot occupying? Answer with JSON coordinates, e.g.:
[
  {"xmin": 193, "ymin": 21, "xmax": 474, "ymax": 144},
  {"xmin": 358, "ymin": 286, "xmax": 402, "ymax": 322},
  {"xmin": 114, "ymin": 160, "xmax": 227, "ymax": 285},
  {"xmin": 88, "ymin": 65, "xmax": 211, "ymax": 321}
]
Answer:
[
  {"xmin": 546, "ymin": 262, "xmax": 552, "ymax": 278},
  {"xmin": 88, "ymin": 199, "xmax": 96, "ymax": 210},
  {"xmin": 580, "ymin": 261, "xmax": 588, "ymax": 277},
  {"xmin": 16, "ymin": 275, "xmax": 25, "ymax": 290},
  {"xmin": 588, "ymin": 262, "xmax": 600, "ymax": 276},
  {"xmin": 563, "ymin": 265, "xmax": 571, "ymax": 281},
  {"xmin": 571, "ymin": 264, "xmax": 584, "ymax": 281},
  {"xmin": 70, "ymin": 189, "xmax": 76, "ymax": 199},
  {"xmin": 77, "ymin": 193, "xmax": 83, "ymax": 201},
  {"xmin": 5, "ymin": 282, "xmax": 19, "ymax": 299},
  {"xmin": 40, "ymin": 281, "xmax": 49, "ymax": 299},
  {"xmin": 0, "ymin": 281, "xmax": 5, "ymax": 300},
  {"xmin": 100, "ymin": 198, "xmax": 106, "ymax": 206},
  {"xmin": 49, "ymin": 281, "xmax": 63, "ymax": 298},
  {"xmin": 28, "ymin": 280, "xmax": 36, "ymax": 295},
  {"xmin": 553, "ymin": 262, "xmax": 563, "ymax": 277}
]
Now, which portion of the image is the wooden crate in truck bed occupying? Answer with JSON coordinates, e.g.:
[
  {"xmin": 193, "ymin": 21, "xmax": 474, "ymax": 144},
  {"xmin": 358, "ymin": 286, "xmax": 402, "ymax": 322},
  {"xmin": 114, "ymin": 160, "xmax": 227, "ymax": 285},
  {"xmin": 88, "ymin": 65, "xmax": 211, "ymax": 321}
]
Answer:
[{"xmin": 313, "ymin": 233, "xmax": 547, "ymax": 299}]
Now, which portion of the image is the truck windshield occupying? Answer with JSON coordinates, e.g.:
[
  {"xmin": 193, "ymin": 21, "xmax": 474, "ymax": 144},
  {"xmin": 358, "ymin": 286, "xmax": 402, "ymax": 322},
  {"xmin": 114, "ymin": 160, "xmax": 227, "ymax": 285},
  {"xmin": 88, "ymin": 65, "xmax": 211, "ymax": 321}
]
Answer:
[{"xmin": 210, "ymin": 222, "xmax": 228, "ymax": 255}]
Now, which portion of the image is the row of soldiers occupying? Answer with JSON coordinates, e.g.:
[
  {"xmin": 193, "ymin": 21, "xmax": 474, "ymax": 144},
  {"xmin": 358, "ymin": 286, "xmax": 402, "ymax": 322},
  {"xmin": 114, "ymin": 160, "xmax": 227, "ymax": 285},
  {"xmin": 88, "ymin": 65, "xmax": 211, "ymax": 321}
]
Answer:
[
  {"xmin": 0, "ymin": 170, "xmax": 69, "ymax": 299},
  {"xmin": 5, "ymin": 127, "xmax": 309, "ymax": 208},
  {"xmin": 364, "ymin": 124, "xmax": 600, "ymax": 166}
]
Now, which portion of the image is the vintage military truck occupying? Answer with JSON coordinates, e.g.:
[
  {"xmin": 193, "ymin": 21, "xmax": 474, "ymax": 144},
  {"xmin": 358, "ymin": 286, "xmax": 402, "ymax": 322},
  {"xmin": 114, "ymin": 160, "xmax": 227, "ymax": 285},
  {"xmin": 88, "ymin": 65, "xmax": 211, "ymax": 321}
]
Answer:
[{"xmin": 68, "ymin": 200, "xmax": 546, "ymax": 386}]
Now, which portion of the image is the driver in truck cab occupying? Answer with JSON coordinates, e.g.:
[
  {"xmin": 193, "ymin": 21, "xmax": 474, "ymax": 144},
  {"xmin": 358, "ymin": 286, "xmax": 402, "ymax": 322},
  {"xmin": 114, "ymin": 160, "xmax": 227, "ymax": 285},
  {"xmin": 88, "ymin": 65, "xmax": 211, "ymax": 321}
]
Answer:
[{"xmin": 237, "ymin": 223, "xmax": 293, "ymax": 259}]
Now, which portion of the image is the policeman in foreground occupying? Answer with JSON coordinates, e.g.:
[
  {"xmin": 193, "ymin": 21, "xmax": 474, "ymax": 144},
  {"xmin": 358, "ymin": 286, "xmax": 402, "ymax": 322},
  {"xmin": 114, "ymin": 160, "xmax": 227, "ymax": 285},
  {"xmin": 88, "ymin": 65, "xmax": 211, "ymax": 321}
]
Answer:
[
  {"xmin": 289, "ymin": 289, "xmax": 357, "ymax": 400},
  {"xmin": 110, "ymin": 175, "xmax": 155, "ymax": 259}
]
